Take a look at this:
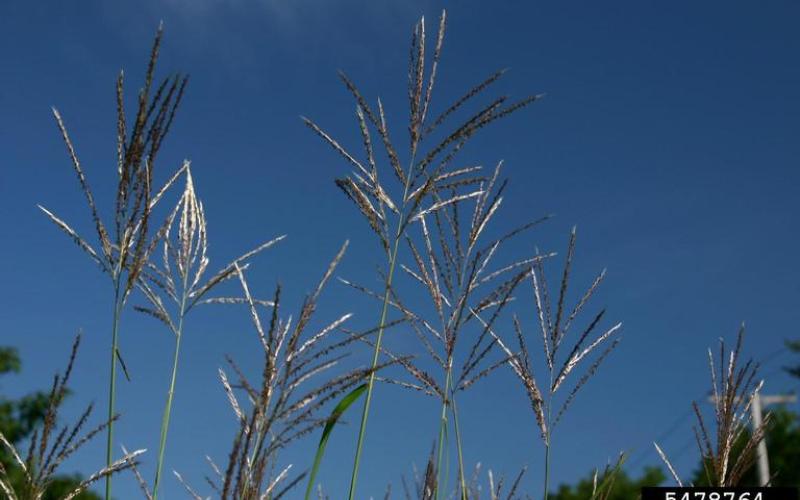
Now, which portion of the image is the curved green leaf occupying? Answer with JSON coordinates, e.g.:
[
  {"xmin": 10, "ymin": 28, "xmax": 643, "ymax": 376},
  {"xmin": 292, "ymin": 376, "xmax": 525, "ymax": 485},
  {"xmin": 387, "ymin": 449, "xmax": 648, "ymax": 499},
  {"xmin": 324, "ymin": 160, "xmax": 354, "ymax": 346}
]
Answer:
[{"xmin": 303, "ymin": 384, "xmax": 367, "ymax": 500}]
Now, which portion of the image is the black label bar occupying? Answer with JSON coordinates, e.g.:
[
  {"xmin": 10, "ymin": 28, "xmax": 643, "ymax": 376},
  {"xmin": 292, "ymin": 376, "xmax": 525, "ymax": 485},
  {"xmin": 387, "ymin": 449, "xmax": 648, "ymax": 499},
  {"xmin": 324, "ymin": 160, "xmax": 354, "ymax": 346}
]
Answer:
[{"xmin": 641, "ymin": 487, "xmax": 799, "ymax": 500}]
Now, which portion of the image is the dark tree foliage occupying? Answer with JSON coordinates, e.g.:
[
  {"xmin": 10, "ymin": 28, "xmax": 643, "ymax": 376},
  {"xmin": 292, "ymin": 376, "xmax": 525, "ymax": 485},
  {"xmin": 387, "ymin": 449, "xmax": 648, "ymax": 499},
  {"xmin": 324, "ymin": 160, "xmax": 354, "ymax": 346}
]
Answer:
[
  {"xmin": 550, "ymin": 466, "xmax": 665, "ymax": 500},
  {"xmin": 0, "ymin": 347, "xmax": 100, "ymax": 500}
]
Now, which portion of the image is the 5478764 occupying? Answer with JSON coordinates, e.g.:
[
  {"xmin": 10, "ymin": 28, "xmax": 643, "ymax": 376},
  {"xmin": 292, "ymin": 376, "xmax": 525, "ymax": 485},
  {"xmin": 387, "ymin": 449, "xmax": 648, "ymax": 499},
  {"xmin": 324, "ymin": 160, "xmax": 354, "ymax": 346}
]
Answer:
[
  {"xmin": 664, "ymin": 493, "xmax": 762, "ymax": 500},
  {"xmin": 642, "ymin": 488, "xmax": 798, "ymax": 500}
]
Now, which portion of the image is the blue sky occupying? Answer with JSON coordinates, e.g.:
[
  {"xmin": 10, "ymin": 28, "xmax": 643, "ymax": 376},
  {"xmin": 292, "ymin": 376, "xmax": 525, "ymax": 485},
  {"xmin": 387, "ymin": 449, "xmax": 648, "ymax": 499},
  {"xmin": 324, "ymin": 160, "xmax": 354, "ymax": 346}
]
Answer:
[{"xmin": 1, "ymin": 0, "xmax": 799, "ymax": 498}]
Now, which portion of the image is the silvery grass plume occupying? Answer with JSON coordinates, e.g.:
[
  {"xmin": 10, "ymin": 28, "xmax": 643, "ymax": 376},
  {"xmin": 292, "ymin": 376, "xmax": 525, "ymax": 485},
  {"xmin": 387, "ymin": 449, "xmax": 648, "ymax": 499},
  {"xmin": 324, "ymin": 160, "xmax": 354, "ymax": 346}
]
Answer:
[
  {"xmin": 0, "ymin": 335, "xmax": 144, "ymax": 500},
  {"xmin": 495, "ymin": 228, "xmax": 621, "ymax": 500},
  {"xmin": 302, "ymin": 11, "xmax": 541, "ymax": 499},
  {"xmin": 176, "ymin": 242, "xmax": 400, "ymax": 500},
  {"xmin": 655, "ymin": 326, "xmax": 769, "ymax": 487},
  {"xmin": 132, "ymin": 165, "xmax": 286, "ymax": 499},
  {"xmin": 580, "ymin": 453, "xmax": 628, "ymax": 500},
  {"xmin": 37, "ymin": 25, "xmax": 188, "ymax": 499},
  {"xmin": 395, "ymin": 461, "xmax": 527, "ymax": 500},
  {"xmin": 399, "ymin": 450, "xmax": 438, "ymax": 500},
  {"xmin": 479, "ymin": 466, "xmax": 527, "ymax": 500},
  {"xmin": 341, "ymin": 162, "xmax": 552, "ymax": 499}
]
